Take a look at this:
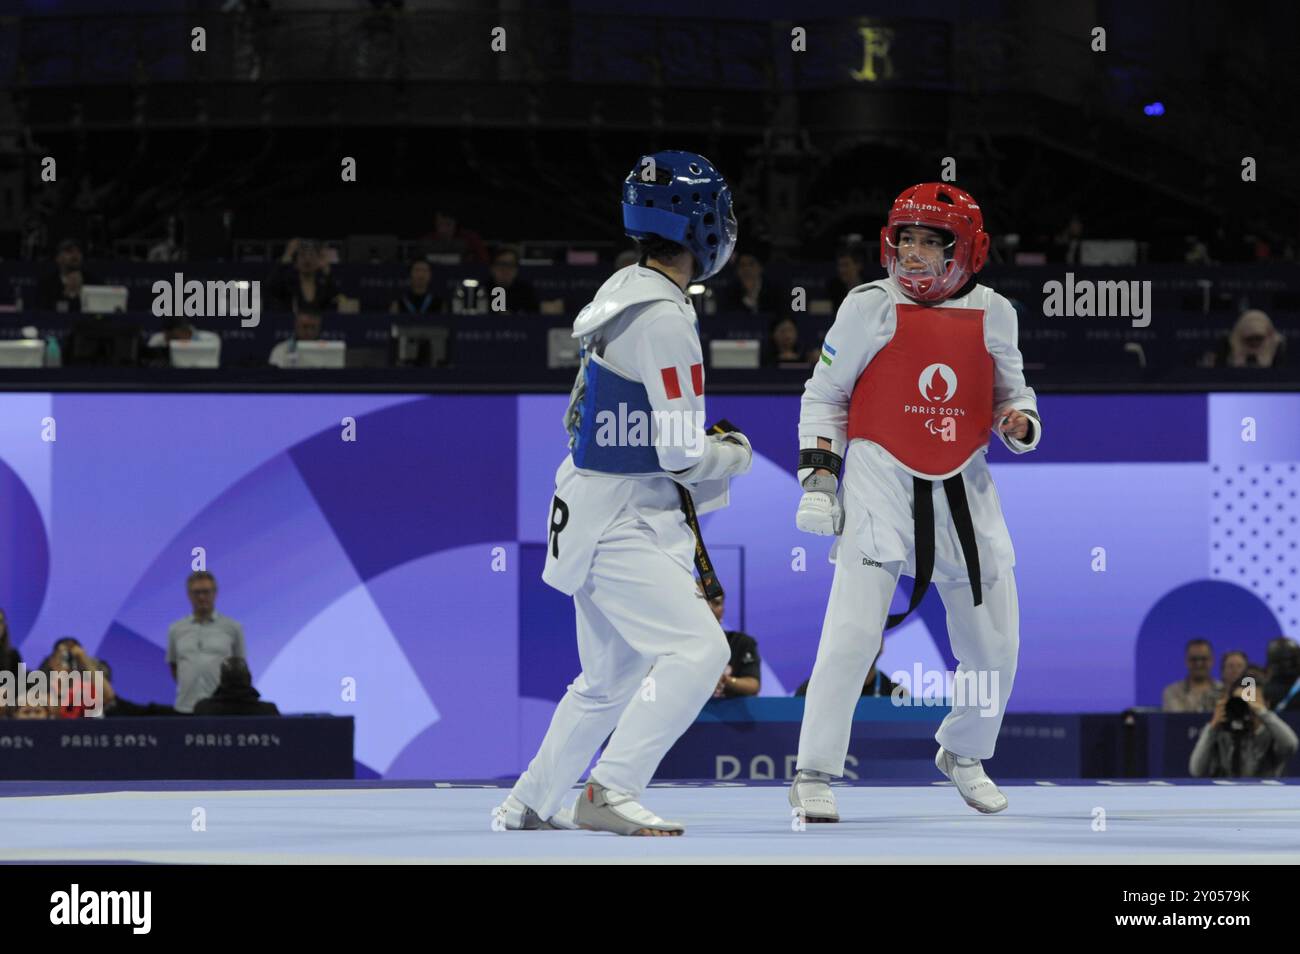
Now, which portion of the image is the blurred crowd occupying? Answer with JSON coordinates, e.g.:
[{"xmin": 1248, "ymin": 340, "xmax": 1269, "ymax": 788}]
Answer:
[
  {"xmin": 1160, "ymin": 636, "xmax": 1300, "ymax": 777},
  {"xmin": 0, "ymin": 573, "xmax": 278, "ymax": 721},
  {"xmin": 8, "ymin": 207, "xmax": 1289, "ymax": 372},
  {"xmin": 6, "ymin": 570, "xmax": 1299, "ymax": 781}
]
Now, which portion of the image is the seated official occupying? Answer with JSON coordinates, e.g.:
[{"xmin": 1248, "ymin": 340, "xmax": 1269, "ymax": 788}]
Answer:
[
  {"xmin": 795, "ymin": 647, "xmax": 905, "ymax": 699},
  {"xmin": 389, "ymin": 260, "xmax": 443, "ymax": 315},
  {"xmin": 33, "ymin": 239, "xmax": 101, "ymax": 311},
  {"xmin": 147, "ymin": 319, "xmax": 221, "ymax": 350},
  {"xmin": 486, "ymin": 246, "xmax": 540, "ymax": 314},
  {"xmin": 716, "ymin": 251, "xmax": 782, "ymax": 316},
  {"xmin": 268, "ymin": 309, "xmax": 324, "ymax": 368},
  {"xmin": 698, "ymin": 585, "xmax": 760, "ymax": 699},
  {"xmin": 824, "ymin": 243, "xmax": 868, "ymax": 312},
  {"xmin": 193, "ymin": 657, "xmax": 280, "ymax": 716}
]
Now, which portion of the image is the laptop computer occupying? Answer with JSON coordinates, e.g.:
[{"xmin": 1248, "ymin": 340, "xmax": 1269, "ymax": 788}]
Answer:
[
  {"xmin": 0, "ymin": 340, "xmax": 46, "ymax": 367},
  {"xmin": 80, "ymin": 285, "xmax": 129, "ymax": 314},
  {"xmin": 291, "ymin": 340, "xmax": 347, "ymax": 368},
  {"xmin": 168, "ymin": 338, "xmax": 222, "ymax": 368}
]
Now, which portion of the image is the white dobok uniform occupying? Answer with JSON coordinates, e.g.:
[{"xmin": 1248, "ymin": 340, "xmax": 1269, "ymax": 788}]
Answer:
[
  {"xmin": 510, "ymin": 264, "xmax": 748, "ymax": 821},
  {"xmin": 797, "ymin": 277, "xmax": 1042, "ymax": 775}
]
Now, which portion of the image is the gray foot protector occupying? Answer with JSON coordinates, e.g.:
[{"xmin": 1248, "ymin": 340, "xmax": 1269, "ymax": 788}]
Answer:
[{"xmin": 573, "ymin": 780, "xmax": 686, "ymax": 836}]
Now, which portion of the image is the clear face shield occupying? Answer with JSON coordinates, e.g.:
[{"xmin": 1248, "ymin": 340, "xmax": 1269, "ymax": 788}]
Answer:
[
  {"xmin": 697, "ymin": 190, "xmax": 739, "ymax": 282},
  {"xmin": 884, "ymin": 225, "xmax": 956, "ymax": 282}
]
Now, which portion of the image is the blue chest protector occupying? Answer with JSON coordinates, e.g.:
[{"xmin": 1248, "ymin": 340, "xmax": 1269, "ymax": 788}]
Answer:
[{"xmin": 567, "ymin": 352, "xmax": 663, "ymax": 474}]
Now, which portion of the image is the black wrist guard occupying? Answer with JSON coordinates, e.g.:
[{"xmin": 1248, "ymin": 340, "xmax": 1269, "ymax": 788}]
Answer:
[{"xmin": 799, "ymin": 448, "xmax": 843, "ymax": 478}]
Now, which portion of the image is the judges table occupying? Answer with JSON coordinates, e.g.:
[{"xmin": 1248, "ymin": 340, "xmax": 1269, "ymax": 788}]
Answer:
[
  {"xmin": 658, "ymin": 698, "xmax": 1300, "ymax": 780},
  {"xmin": 0, "ymin": 716, "xmax": 354, "ymax": 780}
]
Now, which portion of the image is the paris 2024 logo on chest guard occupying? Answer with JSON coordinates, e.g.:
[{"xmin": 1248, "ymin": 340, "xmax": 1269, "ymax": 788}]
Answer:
[{"xmin": 915, "ymin": 363, "xmax": 962, "ymax": 437}]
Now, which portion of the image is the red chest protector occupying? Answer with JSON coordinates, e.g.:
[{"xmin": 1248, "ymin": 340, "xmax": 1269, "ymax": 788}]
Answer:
[{"xmin": 846, "ymin": 303, "xmax": 993, "ymax": 479}]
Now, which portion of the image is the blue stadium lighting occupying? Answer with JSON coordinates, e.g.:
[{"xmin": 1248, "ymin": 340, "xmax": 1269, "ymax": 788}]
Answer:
[{"xmin": 1143, "ymin": 101, "xmax": 1166, "ymax": 116}]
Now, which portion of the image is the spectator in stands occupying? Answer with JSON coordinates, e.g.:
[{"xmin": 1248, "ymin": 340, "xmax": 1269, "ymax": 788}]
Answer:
[
  {"xmin": 717, "ymin": 251, "xmax": 782, "ymax": 315},
  {"xmin": 147, "ymin": 318, "xmax": 221, "ymax": 350},
  {"xmin": 1052, "ymin": 214, "xmax": 1084, "ymax": 265},
  {"xmin": 38, "ymin": 638, "xmax": 108, "ymax": 719},
  {"xmin": 267, "ymin": 238, "xmax": 340, "ymax": 313},
  {"xmin": 1189, "ymin": 675, "xmax": 1299, "ymax": 777},
  {"xmin": 0, "ymin": 608, "xmax": 22, "ymax": 683},
  {"xmin": 166, "ymin": 570, "xmax": 247, "ymax": 714},
  {"xmin": 33, "ymin": 238, "xmax": 99, "ymax": 311},
  {"xmin": 824, "ymin": 243, "xmax": 867, "ymax": 311},
  {"xmin": 1200, "ymin": 310, "xmax": 1286, "ymax": 368},
  {"xmin": 268, "ymin": 308, "xmax": 324, "ymax": 368},
  {"xmin": 144, "ymin": 214, "xmax": 184, "ymax": 262},
  {"xmin": 1244, "ymin": 233, "xmax": 1273, "ymax": 262},
  {"xmin": 1161, "ymin": 638, "xmax": 1222, "ymax": 713},
  {"xmin": 424, "ymin": 210, "xmax": 489, "ymax": 264},
  {"xmin": 36, "ymin": 637, "xmax": 103, "ymax": 674},
  {"xmin": 1265, "ymin": 637, "xmax": 1300, "ymax": 713},
  {"xmin": 51, "ymin": 270, "xmax": 84, "ymax": 313},
  {"xmin": 763, "ymin": 316, "xmax": 813, "ymax": 367},
  {"xmin": 194, "ymin": 657, "xmax": 280, "ymax": 716},
  {"xmin": 488, "ymin": 246, "xmax": 540, "ymax": 313},
  {"xmin": 794, "ymin": 646, "xmax": 904, "ymax": 698},
  {"xmin": 698, "ymin": 585, "xmax": 761, "ymax": 699},
  {"xmin": 389, "ymin": 260, "xmax": 442, "ymax": 315},
  {"xmin": 1184, "ymin": 234, "xmax": 1213, "ymax": 264},
  {"xmin": 1221, "ymin": 650, "xmax": 1249, "ymax": 689}
]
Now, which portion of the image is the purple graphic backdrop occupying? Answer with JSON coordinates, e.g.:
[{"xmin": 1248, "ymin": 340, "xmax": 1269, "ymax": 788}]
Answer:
[{"xmin": 0, "ymin": 392, "xmax": 1295, "ymax": 777}]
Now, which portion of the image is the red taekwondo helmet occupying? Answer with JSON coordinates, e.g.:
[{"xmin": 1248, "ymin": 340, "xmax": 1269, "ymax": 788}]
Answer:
[{"xmin": 880, "ymin": 183, "xmax": 989, "ymax": 302}]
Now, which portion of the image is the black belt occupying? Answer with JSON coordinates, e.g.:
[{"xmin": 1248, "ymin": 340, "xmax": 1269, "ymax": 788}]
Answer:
[
  {"xmin": 677, "ymin": 483, "xmax": 724, "ymax": 600},
  {"xmin": 885, "ymin": 473, "xmax": 982, "ymax": 630},
  {"xmin": 677, "ymin": 418, "xmax": 742, "ymax": 601}
]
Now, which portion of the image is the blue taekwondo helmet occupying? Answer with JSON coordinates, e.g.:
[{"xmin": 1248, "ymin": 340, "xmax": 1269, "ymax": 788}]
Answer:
[{"xmin": 621, "ymin": 150, "xmax": 737, "ymax": 282}]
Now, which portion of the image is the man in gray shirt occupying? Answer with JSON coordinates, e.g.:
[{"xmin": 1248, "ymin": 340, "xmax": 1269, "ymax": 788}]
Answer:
[
  {"xmin": 1162, "ymin": 638, "xmax": 1223, "ymax": 713},
  {"xmin": 166, "ymin": 571, "xmax": 247, "ymax": 714}
]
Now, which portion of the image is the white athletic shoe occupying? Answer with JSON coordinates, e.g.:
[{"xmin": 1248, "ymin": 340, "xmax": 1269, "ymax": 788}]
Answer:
[
  {"xmin": 572, "ymin": 780, "xmax": 685, "ymax": 836},
  {"xmin": 934, "ymin": 747, "xmax": 1008, "ymax": 814},
  {"xmin": 492, "ymin": 793, "xmax": 577, "ymax": 830},
  {"xmin": 788, "ymin": 769, "xmax": 839, "ymax": 823}
]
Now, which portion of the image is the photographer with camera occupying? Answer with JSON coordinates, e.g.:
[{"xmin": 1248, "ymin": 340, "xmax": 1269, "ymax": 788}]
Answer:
[
  {"xmin": 39, "ymin": 637, "xmax": 109, "ymax": 719},
  {"xmin": 1189, "ymin": 675, "xmax": 1299, "ymax": 778}
]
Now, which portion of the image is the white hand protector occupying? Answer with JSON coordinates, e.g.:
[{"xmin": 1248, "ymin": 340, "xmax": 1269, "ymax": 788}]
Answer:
[
  {"xmin": 796, "ymin": 473, "xmax": 843, "ymax": 536},
  {"xmin": 677, "ymin": 430, "xmax": 752, "ymax": 483},
  {"xmin": 716, "ymin": 430, "xmax": 753, "ymax": 476}
]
